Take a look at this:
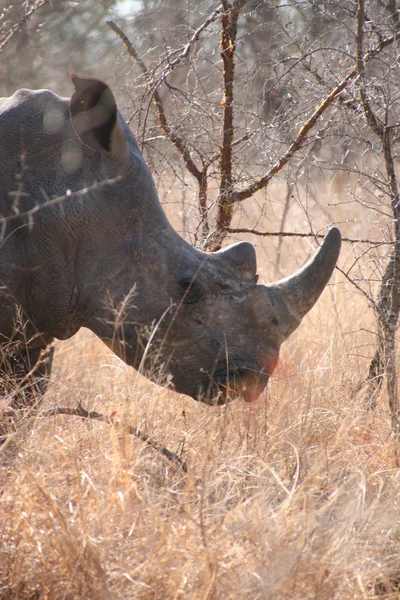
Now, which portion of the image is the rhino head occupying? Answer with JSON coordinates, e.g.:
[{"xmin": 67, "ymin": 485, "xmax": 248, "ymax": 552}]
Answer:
[{"xmin": 0, "ymin": 76, "xmax": 341, "ymax": 404}]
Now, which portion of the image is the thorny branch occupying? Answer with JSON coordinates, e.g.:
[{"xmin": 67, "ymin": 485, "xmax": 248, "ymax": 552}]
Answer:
[
  {"xmin": 212, "ymin": 0, "xmax": 246, "ymax": 250},
  {"xmin": 154, "ymin": 6, "xmax": 222, "ymax": 82},
  {"xmin": 356, "ymin": 0, "xmax": 383, "ymax": 139},
  {"xmin": 108, "ymin": 6, "xmax": 247, "ymax": 247},
  {"xmin": 231, "ymin": 27, "xmax": 400, "ymax": 205},
  {"xmin": 107, "ymin": 20, "xmax": 202, "ymax": 184},
  {"xmin": 213, "ymin": 7, "xmax": 400, "ymax": 246}
]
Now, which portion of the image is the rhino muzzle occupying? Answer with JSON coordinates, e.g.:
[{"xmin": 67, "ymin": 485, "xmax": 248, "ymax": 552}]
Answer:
[
  {"xmin": 216, "ymin": 366, "xmax": 271, "ymax": 405},
  {"xmin": 167, "ymin": 227, "xmax": 341, "ymax": 404}
]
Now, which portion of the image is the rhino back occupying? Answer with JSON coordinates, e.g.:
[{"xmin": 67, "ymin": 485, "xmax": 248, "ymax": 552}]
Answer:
[
  {"xmin": 0, "ymin": 89, "xmax": 100, "ymax": 338},
  {"xmin": 0, "ymin": 84, "xmax": 169, "ymax": 341}
]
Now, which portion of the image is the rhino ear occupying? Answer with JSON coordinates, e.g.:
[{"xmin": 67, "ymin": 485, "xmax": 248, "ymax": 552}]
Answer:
[{"xmin": 69, "ymin": 74, "xmax": 127, "ymax": 157}]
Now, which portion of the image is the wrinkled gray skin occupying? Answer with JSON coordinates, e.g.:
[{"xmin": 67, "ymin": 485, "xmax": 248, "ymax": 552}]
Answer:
[{"xmin": 0, "ymin": 76, "xmax": 341, "ymax": 407}]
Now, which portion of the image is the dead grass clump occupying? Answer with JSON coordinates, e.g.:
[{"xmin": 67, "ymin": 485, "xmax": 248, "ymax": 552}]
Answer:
[{"xmin": 0, "ymin": 473, "xmax": 109, "ymax": 600}]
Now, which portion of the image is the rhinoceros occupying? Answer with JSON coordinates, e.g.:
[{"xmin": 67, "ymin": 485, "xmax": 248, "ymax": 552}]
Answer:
[{"xmin": 0, "ymin": 75, "xmax": 341, "ymax": 410}]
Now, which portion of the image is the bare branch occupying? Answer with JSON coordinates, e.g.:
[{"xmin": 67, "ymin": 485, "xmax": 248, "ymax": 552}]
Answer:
[
  {"xmin": 162, "ymin": 6, "xmax": 222, "ymax": 79},
  {"xmin": 353, "ymin": 0, "xmax": 400, "ymax": 432},
  {"xmin": 0, "ymin": 0, "xmax": 54, "ymax": 53},
  {"xmin": 356, "ymin": 0, "xmax": 384, "ymax": 138},
  {"xmin": 107, "ymin": 18, "xmax": 215, "ymax": 242},
  {"xmin": 198, "ymin": 168, "xmax": 210, "ymax": 241},
  {"xmin": 107, "ymin": 19, "xmax": 203, "ymax": 184},
  {"xmin": 336, "ymin": 266, "xmax": 377, "ymax": 308},
  {"xmin": 42, "ymin": 404, "xmax": 187, "ymax": 472},
  {"xmin": 207, "ymin": 133, "xmax": 251, "ymax": 167},
  {"xmin": 0, "ymin": 176, "xmax": 122, "ymax": 229},
  {"xmin": 232, "ymin": 28, "xmax": 400, "ymax": 204},
  {"xmin": 227, "ymin": 227, "xmax": 391, "ymax": 246}
]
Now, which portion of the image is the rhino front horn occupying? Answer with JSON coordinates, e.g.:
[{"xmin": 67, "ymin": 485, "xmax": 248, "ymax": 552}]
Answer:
[{"xmin": 272, "ymin": 227, "xmax": 341, "ymax": 333}]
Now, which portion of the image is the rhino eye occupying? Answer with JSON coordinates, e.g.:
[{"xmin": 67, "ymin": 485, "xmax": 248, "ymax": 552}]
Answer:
[{"xmin": 179, "ymin": 278, "xmax": 203, "ymax": 304}]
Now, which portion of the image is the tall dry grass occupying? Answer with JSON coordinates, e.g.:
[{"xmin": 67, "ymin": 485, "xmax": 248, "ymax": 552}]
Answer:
[{"xmin": 1, "ymin": 183, "xmax": 399, "ymax": 599}]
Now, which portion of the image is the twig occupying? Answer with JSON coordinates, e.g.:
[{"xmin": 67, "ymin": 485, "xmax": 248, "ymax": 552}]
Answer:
[
  {"xmin": 227, "ymin": 227, "xmax": 391, "ymax": 245},
  {"xmin": 0, "ymin": 176, "xmax": 122, "ymax": 226},
  {"xmin": 107, "ymin": 19, "xmax": 202, "ymax": 184},
  {"xmin": 336, "ymin": 265, "xmax": 377, "ymax": 308},
  {"xmin": 302, "ymin": 57, "xmax": 361, "ymax": 115},
  {"xmin": 107, "ymin": 18, "xmax": 211, "ymax": 240},
  {"xmin": 356, "ymin": 0, "xmax": 383, "ymax": 139},
  {"xmin": 41, "ymin": 404, "xmax": 188, "ymax": 472},
  {"xmin": 207, "ymin": 133, "xmax": 251, "ymax": 167},
  {"xmin": 160, "ymin": 6, "xmax": 222, "ymax": 80},
  {"xmin": 0, "ymin": 0, "xmax": 55, "ymax": 53},
  {"xmin": 276, "ymin": 183, "xmax": 293, "ymax": 277}
]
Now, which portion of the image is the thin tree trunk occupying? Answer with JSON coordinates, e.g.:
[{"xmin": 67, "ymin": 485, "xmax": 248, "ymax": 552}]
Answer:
[{"xmin": 356, "ymin": 0, "xmax": 400, "ymax": 435}]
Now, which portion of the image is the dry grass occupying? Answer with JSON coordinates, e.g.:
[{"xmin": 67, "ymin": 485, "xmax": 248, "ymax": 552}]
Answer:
[
  {"xmin": 1, "ymin": 184, "xmax": 400, "ymax": 599},
  {"xmin": 2, "ymin": 302, "xmax": 400, "ymax": 599}
]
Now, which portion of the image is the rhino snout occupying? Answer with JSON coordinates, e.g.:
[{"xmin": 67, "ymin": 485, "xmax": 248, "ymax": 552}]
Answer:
[{"xmin": 204, "ymin": 361, "xmax": 270, "ymax": 404}]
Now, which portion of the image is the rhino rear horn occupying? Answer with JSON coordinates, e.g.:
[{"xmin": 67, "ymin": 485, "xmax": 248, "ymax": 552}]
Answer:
[
  {"xmin": 70, "ymin": 74, "xmax": 119, "ymax": 153},
  {"xmin": 216, "ymin": 241, "xmax": 257, "ymax": 281},
  {"xmin": 272, "ymin": 227, "xmax": 341, "ymax": 329}
]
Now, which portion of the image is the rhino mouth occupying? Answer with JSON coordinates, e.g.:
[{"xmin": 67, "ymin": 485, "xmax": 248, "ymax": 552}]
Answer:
[{"xmin": 203, "ymin": 363, "xmax": 270, "ymax": 405}]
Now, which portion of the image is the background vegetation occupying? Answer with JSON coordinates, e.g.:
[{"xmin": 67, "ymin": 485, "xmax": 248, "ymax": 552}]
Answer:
[{"xmin": 1, "ymin": 1, "xmax": 400, "ymax": 598}]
